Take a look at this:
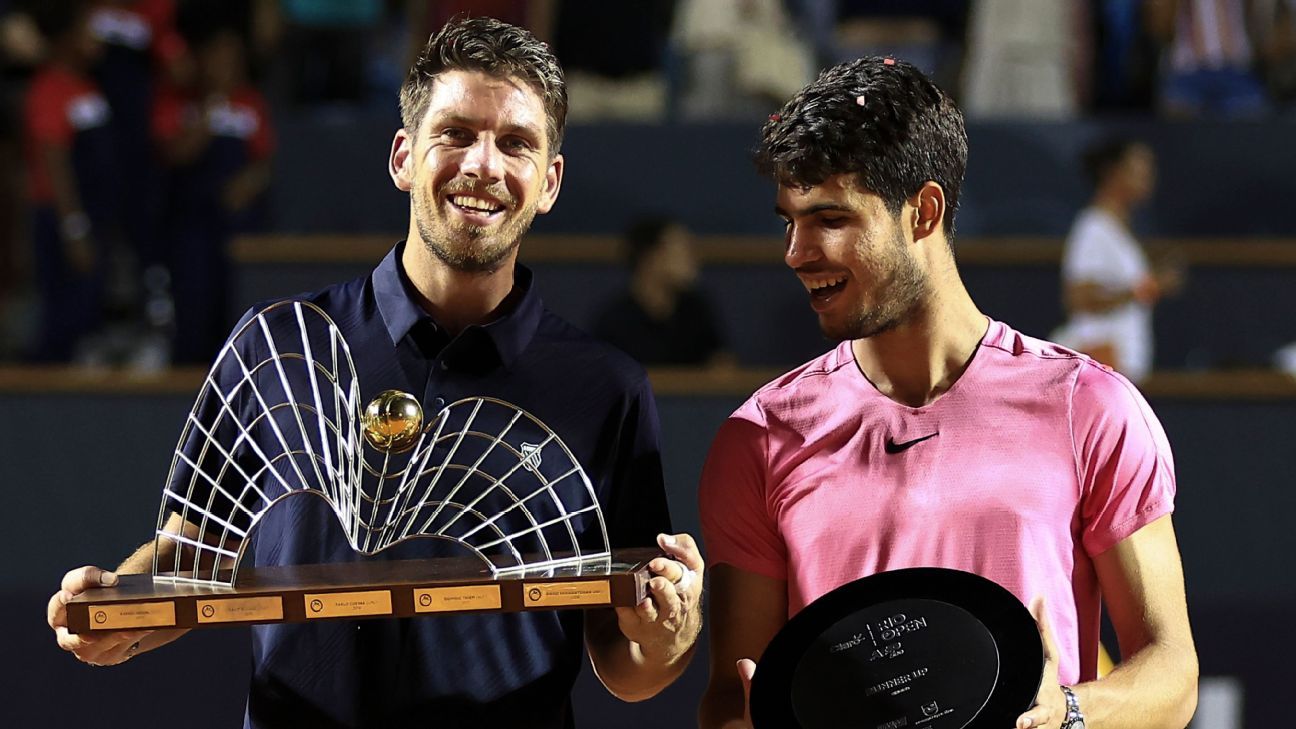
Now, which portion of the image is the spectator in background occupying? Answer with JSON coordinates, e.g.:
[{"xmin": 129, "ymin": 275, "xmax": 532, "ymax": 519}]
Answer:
[
  {"xmin": 1054, "ymin": 138, "xmax": 1182, "ymax": 383},
  {"xmin": 1276, "ymin": 340, "xmax": 1296, "ymax": 375},
  {"xmin": 153, "ymin": 26, "xmax": 273, "ymax": 365},
  {"xmin": 553, "ymin": 0, "xmax": 675, "ymax": 122},
  {"xmin": 811, "ymin": 0, "xmax": 968, "ymax": 90},
  {"xmin": 1, "ymin": 1, "xmax": 44, "ymax": 356},
  {"xmin": 409, "ymin": 1, "xmax": 532, "ymax": 54},
  {"xmin": 1091, "ymin": 0, "xmax": 1162, "ymax": 111},
  {"xmin": 268, "ymin": 0, "xmax": 383, "ymax": 108},
  {"xmin": 671, "ymin": 0, "xmax": 812, "ymax": 120},
  {"xmin": 413, "ymin": 1, "xmax": 677, "ymax": 122},
  {"xmin": 962, "ymin": 0, "xmax": 1089, "ymax": 118},
  {"xmin": 1148, "ymin": 0, "xmax": 1269, "ymax": 117},
  {"xmin": 86, "ymin": 0, "xmax": 189, "ymax": 308},
  {"xmin": 1256, "ymin": 0, "xmax": 1296, "ymax": 108},
  {"xmin": 594, "ymin": 217, "xmax": 729, "ymax": 367},
  {"xmin": 22, "ymin": 0, "xmax": 115, "ymax": 362}
]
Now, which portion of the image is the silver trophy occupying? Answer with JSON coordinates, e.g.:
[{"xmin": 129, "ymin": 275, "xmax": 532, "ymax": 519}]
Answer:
[{"xmin": 67, "ymin": 301, "xmax": 655, "ymax": 633}]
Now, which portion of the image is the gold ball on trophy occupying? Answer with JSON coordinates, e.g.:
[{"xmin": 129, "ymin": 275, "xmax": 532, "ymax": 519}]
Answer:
[{"xmin": 361, "ymin": 390, "xmax": 423, "ymax": 453}]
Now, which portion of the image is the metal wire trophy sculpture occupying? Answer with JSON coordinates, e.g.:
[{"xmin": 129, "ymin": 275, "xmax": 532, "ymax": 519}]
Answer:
[{"xmin": 65, "ymin": 301, "xmax": 654, "ymax": 634}]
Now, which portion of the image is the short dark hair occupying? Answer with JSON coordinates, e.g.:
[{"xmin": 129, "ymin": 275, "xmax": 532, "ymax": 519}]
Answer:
[
  {"xmin": 399, "ymin": 16, "xmax": 567, "ymax": 154},
  {"xmin": 755, "ymin": 56, "xmax": 968, "ymax": 237},
  {"xmin": 1081, "ymin": 136, "xmax": 1143, "ymax": 188},
  {"xmin": 624, "ymin": 216, "xmax": 679, "ymax": 271}
]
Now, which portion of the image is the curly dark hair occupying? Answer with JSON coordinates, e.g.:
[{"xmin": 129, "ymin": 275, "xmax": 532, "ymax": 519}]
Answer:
[
  {"xmin": 399, "ymin": 16, "xmax": 567, "ymax": 155},
  {"xmin": 755, "ymin": 57, "xmax": 968, "ymax": 237}
]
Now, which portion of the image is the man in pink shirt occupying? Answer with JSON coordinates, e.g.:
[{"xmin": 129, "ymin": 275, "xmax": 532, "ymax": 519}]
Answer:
[{"xmin": 698, "ymin": 57, "xmax": 1197, "ymax": 729}]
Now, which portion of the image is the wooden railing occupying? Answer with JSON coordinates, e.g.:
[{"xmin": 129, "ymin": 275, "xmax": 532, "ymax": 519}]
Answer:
[
  {"xmin": 230, "ymin": 234, "xmax": 1296, "ymax": 267},
  {"xmin": 2, "ymin": 365, "xmax": 1294, "ymax": 400}
]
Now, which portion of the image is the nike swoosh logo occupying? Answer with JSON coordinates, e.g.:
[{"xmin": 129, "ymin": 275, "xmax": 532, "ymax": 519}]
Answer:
[{"xmin": 884, "ymin": 432, "xmax": 939, "ymax": 454}]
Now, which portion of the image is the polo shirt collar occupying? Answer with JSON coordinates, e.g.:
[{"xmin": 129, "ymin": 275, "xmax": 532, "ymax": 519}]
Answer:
[{"xmin": 373, "ymin": 242, "xmax": 543, "ymax": 369}]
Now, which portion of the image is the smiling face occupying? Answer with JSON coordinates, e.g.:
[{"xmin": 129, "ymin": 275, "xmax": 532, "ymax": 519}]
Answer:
[
  {"xmin": 777, "ymin": 174, "xmax": 928, "ymax": 341},
  {"xmin": 390, "ymin": 69, "xmax": 562, "ymax": 273}
]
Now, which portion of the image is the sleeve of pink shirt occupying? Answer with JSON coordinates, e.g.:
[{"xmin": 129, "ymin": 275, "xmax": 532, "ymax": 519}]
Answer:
[
  {"xmin": 1070, "ymin": 361, "xmax": 1177, "ymax": 556},
  {"xmin": 698, "ymin": 397, "xmax": 789, "ymax": 580}
]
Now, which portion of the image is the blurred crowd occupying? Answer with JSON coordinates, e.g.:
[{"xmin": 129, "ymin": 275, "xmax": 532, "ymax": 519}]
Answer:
[
  {"xmin": 1, "ymin": 0, "xmax": 1294, "ymax": 371},
  {"xmin": 0, "ymin": 0, "xmax": 273, "ymax": 368}
]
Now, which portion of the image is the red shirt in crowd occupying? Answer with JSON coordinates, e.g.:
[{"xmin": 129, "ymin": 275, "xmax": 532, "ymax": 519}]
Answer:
[
  {"xmin": 151, "ymin": 84, "xmax": 275, "ymax": 162},
  {"xmin": 89, "ymin": 0, "xmax": 186, "ymax": 67},
  {"xmin": 23, "ymin": 66, "xmax": 112, "ymax": 204}
]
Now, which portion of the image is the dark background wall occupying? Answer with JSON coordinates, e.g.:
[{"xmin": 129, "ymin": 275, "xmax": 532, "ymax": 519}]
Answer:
[
  {"xmin": 236, "ymin": 257, "xmax": 1296, "ymax": 372},
  {"xmin": 246, "ymin": 116, "xmax": 1296, "ymax": 374},
  {"xmin": 268, "ymin": 117, "xmax": 1296, "ymax": 237}
]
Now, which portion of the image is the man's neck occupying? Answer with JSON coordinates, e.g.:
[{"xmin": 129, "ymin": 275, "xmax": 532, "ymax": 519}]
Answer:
[
  {"xmin": 851, "ymin": 273, "xmax": 987, "ymax": 408},
  {"xmin": 400, "ymin": 239, "xmax": 517, "ymax": 336}
]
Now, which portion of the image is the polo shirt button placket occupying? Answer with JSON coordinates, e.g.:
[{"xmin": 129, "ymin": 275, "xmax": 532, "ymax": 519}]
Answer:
[{"xmin": 424, "ymin": 358, "xmax": 447, "ymax": 414}]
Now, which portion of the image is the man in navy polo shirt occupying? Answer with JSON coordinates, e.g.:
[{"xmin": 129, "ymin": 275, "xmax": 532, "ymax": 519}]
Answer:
[{"xmin": 47, "ymin": 17, "xmax": 704, "ymax": 728}]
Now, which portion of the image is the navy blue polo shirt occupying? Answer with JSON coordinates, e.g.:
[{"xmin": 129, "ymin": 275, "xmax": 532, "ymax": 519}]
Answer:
[{"xmin": 181, "ymin": 243, "xmax": 670, "ymax": 729}]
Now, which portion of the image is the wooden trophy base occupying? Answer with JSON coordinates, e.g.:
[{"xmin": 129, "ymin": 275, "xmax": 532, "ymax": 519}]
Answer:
[{"xmin": 66, "ymin": 548, "xmax": 659, "ymax": 633}]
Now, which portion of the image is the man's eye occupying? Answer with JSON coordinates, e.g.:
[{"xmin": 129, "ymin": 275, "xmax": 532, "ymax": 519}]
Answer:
[
  {"xmin": 443, "ymin": 128, "xmax": 471, "ymax": 142},
  {"xmin": 501, "ymin": 137, "xmax": 531, "ymax": 152},
  {"xmin": 820, "ymin": 217, "xmax": 847, "ymax": 228}
]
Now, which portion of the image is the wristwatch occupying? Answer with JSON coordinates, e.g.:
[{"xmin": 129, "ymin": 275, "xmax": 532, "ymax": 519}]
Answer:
[{"xmin": 1059, "ymin": 685, "xmax": 1086, "ymax": 729}]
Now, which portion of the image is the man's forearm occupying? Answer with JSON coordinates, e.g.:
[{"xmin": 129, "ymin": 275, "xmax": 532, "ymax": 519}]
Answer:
[
  {"xmin": 1071, "ymin": 639, "xmax": 1198, "ymax": 729},
  {"xmin": 116, "ymin": 539, "xmax": 161, "ymax": 574},
  {"xmin": 111, "ymin": 533, "xmax": 192, "ymax": 655}
]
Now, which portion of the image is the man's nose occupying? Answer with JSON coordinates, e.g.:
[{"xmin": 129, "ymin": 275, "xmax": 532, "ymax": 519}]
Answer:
[
  {"xmin": 784, "ymin": 227, "xmax": 821, "ymax": 268},
  {"xmin": 461, "ymin": 136, "xmax": 504, "ymax": 183}
]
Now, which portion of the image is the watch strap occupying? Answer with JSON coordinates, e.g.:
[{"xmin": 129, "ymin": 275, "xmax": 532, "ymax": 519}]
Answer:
[{"xmin": 1059, "ymin": 684, "xmax": 1084, "ymax": 729}]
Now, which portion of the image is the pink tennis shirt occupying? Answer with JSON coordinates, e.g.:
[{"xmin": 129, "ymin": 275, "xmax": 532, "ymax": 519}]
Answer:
[{"xmin": 698, "ymin": 319, "xmax": 1175, "ymax": 684}]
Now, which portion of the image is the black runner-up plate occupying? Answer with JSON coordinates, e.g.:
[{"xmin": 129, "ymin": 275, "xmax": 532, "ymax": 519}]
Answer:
[{"xmin": 750, "ymin": 567, "xmax": 1044, "ymax": 729}]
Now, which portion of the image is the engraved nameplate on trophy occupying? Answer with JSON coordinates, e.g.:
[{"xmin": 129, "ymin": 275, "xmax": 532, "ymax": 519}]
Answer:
[{"xmin": 67, "ymin": 550, "xmax": 656, "ymax": 632}]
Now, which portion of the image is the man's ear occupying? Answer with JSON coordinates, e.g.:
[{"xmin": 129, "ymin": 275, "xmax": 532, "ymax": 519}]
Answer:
[
  {"xmin": 908, "ymin": 181, "xmax": 946, "ymax": 243},
  {"xmin": 389, "ymin": 128, "xmax": 413, "ymax": 192},
  {"xmin": 535, "ymin": 153, "xmax": 564, "ymax": 215}
]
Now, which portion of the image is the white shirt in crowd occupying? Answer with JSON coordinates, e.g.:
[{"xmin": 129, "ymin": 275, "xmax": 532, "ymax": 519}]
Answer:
[{"xmin": 1055, "ymin": 207, "xmax": 1153, "ymax": 382}]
